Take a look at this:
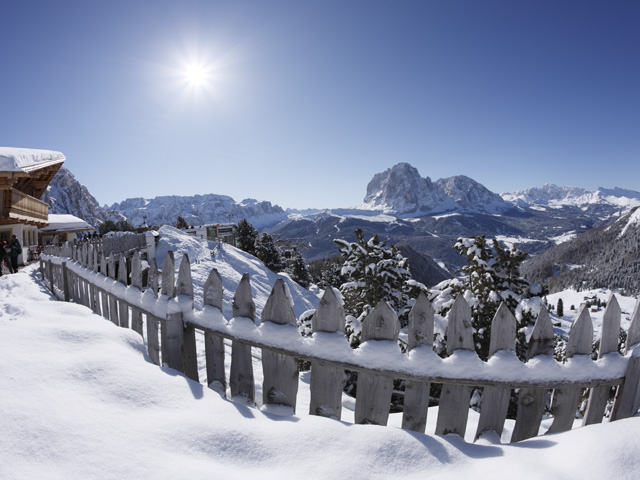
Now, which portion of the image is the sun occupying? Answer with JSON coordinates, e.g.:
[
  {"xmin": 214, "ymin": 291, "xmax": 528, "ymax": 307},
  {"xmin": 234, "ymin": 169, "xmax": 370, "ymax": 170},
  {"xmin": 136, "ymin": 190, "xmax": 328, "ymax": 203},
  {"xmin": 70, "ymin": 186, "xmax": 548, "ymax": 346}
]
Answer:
[{"xmin": 184, "ymin": 63, "xmax": 208, "ymax": 87}]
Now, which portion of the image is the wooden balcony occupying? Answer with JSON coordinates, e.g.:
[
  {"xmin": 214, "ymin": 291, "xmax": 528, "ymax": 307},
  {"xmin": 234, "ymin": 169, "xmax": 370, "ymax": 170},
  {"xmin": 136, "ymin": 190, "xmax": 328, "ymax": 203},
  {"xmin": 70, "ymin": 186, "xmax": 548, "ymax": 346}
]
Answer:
[{"xmin": 0, "ymin": 188, "xmax": 49, "ymax": 226}]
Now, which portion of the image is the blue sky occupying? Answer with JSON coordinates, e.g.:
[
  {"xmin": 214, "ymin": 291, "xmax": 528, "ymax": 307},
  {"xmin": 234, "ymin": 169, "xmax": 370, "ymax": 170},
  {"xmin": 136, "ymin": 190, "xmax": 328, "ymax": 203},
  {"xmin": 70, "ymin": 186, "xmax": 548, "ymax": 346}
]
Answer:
[{"xmin": 1, "ymin": 0, "xmax": 638, "ymax": 209}]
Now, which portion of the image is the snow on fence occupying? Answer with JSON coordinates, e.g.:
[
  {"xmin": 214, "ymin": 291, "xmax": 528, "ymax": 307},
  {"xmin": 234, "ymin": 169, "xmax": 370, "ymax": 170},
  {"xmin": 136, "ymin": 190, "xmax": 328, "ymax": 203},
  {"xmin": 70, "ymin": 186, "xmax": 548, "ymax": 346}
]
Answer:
[{"xmin": 40, "ymin": 244, "xmax": 640, "ymax": 444}]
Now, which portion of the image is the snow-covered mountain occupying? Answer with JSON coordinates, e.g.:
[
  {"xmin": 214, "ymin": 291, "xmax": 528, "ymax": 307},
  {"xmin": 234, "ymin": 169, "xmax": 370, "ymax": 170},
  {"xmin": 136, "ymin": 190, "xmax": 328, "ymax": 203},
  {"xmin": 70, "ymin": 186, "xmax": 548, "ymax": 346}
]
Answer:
[
  {"xmin": 502, "ymin": 184, "xmax": 640, "ymax": 211},
  {"xmin": 41, "ymin": 166, "xmax": 111, "ymax": 227},
  {"xmin": 108, "ymin": 194, "xmax": 288, "ymax": 230},
  {"xmin": 360, "ymin": 163, "xmax": 510, "ymax": 215}
]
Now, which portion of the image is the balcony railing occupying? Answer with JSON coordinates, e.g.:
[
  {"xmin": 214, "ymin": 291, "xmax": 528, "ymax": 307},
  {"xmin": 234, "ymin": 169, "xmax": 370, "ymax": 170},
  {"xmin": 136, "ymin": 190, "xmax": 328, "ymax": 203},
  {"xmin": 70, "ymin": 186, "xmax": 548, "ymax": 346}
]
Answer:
[{"xmin": 0, "ymin": 188, "xmax": 49, "ymax": 224}]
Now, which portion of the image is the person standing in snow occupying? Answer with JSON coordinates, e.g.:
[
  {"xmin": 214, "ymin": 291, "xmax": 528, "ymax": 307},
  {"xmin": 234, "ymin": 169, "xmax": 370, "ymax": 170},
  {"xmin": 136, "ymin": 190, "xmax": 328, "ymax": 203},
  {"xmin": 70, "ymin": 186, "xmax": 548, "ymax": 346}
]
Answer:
[
  {"xmin": 0, "ymin": 240, "xmax": 14, "ymax": 275},
  {"xmin": 9, "ymin": 235, "xmax": 22, "ymax": 273}
]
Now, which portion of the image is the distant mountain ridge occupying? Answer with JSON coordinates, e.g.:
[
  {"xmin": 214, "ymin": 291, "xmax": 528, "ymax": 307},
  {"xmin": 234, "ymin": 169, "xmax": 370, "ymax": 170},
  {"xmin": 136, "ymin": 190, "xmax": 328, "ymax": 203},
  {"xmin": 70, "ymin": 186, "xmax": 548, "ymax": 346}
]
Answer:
[
  {"xmin": 502, "ymin": 184, "xmax": 640, "ymax": 210},
  {"xmin": 107, "ymin": 194, "xmax": 288, "ymax": 230}
]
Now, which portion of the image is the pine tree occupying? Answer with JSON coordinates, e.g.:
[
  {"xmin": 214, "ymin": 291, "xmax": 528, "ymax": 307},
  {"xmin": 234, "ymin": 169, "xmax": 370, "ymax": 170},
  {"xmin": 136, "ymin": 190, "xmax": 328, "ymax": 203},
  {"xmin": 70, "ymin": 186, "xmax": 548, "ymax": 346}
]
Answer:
[
  {"xmin": 433, "ymin": 235, "xmax": 545, "ymax": 361},
  {"xmin": 175, "ymin": 216, "xmax": 189, "ymax": 229},
  {"xmin": 255, "ymin": 232, "xmax": 285, "ymax": 272},
  {"xmin": 557, "ymin": 298, "xmax": 564, "ymax": 317},
  {"xmin": 286, "ymin": 252, "xmax": 313, "ymax": 288},
  {"xmin": 334, "ymin": 228, "xmax": 425, "ymax": 331},
  {"xmin": 236, "ymin": 218, "xmax": 258, "ymax": 256}
]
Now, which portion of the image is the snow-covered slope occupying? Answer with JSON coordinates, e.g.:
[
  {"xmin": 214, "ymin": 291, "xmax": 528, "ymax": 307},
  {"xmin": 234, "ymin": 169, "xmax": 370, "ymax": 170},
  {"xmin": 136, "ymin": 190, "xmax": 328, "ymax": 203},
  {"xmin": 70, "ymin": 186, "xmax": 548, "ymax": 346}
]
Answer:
[
  {"xmin": 360, "ymin": 163, "xmax": 510, "ymax": 216},
  {"xmin": 109, "ymin": 195, "xmax": 287, "ymax": 229},
  {"xmin": 154, "ymin": 225, "xmax": 319, "ymax": 320}
]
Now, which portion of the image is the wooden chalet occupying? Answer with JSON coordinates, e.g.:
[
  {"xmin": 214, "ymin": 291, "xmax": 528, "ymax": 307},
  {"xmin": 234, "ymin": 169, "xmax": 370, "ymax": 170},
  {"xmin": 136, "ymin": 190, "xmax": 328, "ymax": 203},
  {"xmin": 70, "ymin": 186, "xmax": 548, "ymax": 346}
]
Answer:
[{"xmin": 0, "ymin": 147, "xmax": 65, "ymax": 265}]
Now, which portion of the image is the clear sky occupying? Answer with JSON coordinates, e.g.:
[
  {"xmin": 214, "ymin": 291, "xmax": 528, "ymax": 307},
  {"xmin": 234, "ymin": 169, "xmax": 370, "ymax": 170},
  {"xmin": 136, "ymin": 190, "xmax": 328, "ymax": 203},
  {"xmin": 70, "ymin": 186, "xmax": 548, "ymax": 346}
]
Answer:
[{"xmin": 1, "ymin": 0, "xmax": 638, "ymax": 209}]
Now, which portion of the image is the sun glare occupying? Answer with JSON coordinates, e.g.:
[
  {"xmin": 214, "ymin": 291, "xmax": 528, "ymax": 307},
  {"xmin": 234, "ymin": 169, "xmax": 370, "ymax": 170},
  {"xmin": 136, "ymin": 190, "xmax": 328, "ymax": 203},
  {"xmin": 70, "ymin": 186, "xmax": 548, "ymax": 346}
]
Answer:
[{"xmin": 184, "ymin": 63, "xmax": 208, "ymax": 87}]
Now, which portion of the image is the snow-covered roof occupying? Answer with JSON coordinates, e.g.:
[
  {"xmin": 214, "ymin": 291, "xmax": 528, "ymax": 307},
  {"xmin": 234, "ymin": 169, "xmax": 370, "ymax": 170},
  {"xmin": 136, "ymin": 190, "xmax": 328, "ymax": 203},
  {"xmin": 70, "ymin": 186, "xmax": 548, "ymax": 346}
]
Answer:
[
  {"xmin": 39, "ymin": 214, "xmax": 93, "ymax": 233},
  {"xmin": 0, "ymin": 147, "xmax": 65, "ymax": 173}
]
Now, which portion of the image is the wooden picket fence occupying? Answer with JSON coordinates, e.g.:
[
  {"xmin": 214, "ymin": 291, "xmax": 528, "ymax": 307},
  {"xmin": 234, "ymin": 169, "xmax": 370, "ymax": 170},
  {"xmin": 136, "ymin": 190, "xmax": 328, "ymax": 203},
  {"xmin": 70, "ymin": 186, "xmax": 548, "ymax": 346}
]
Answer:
[{"xmin": 40, "ymin": 243, "xmax": 640, "ymax": 444}]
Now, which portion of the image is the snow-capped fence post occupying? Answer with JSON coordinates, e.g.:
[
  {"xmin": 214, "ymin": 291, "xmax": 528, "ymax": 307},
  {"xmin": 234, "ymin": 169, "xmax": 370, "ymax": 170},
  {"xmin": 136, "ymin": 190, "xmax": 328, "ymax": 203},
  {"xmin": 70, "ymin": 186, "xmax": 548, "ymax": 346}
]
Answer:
[
  {"xmin": 145, "ymin": 258, "xmax": 161, "ymax": 366},
  {"xmin": 309, "ymin": 287, "xmax": 347, "ymax": 419},
  {"xmin": 47, "ymin": 259, "xmax": 54, "ymax": 296},
  {"xmin": 474, "ymin": 303, "xmax": 517, "ymax": 441},
  {"xmin": 547, "ymin": 305, "xmax": 593, "ymax": 433},
  {"xmin": 611, "ymin": 302, "xmax": 640, "ymax": 420},
  {"xmin": 161, "ymin": 252, "xmax": 183, "ymax": 373},
  {"xmin": 435, "ymin": 295, "xmax": 475, "ymax": 437},
  {"xmin": 203, "ymin": 268, "xmax": 227, "ymax": 393},
  {"xmin": 355, "ymin": 301, "xmax": 400, "ymax": 426},
  {"xmin": 130, "ymin": 252, "xmax": 144, "ymax": 337},
  {"xmin": 117, "ymin": 256, "xmax": 129, "ymax": 329},
  {"xmin": 176, "ymin": 255, "xmax": 199, "ymax": 382},
  {"xmin": 511, "ymin": 306, "xmax": 555, "ymax": 443},
  {"xmin": 100, "ymin": 254, "xmax": 110, "ymax": 321},
  {"xmin": 229, "ymin": 273, "xmax": 256, "ymax": 403},
  {"xmin": 261, "ymin": 279, "xmax": 300, "ymax": 412},
  {"xmin": 402, "ymin": 292, "xmax": 434, "ymax": 433},
  {"xmin": 107, "ymin": 256, "xmax": 119, "ymax": 326},
  {"xmin": 584, "ymin": 295, "xmax": 621, "ymax": 425},
  {"xmin": 61, "ymin": 261, "xmax": 70, "ymax": 302}
]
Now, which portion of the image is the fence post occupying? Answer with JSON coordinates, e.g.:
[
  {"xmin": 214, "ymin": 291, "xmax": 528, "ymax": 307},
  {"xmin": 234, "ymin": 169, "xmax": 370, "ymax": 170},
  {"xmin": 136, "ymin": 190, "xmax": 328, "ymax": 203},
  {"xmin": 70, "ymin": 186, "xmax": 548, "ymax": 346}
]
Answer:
[
  {"xmin": 47, "ymin": 259, "xmax": 54, "ymax": 295},
  {"xmin": 62, "ymin": 262, "xmax": 70, "ymax": 302},
  {"xmin": 474, "ymin": 303, "xmax": 516, "ymax": 441},
  {"xmin": 203, "ymin": 268, "xmax": 227, "ymax": 393},
  {"xmin": 611, "ymin": 301, "xmax": 640, "ymax": 420},
  {"xmin": 511, "ymin": 306, "xmax": 556, "ymax": 442},
  {"xmin": 261, "ymin": 278, "xmax": 299, "ymax": 412},
  {"xmin": 547, "ymin": 305, "xmax": 593, "ymax": 433},
  {"xmin": 146, "ymin": 258, "xmax": 161, "ymax": 366},
  {"xmin": 177, "ymin": 255, "xmax": 199, "ymax": 382},
  {"xmin": 309, "ymin": 287, "xmax": 347, "ymax": 419},
  {"xmin": 435, "ymin": 295, "xmax": 475, "ymax": 437},
  {"xmin": 584, "ymin": 295, "xmax": 621, "ymax": 425},
  {"xmin": 229, "ymin": 273, "xmax": 256, "ymax": 403},
  {"xmin": 402, "ymin": 291, "xmax": 433, "ymax": 433},
  {"xmin": 130, "ymin": 252, "xmax": 144, "ymax": 337},
  {"xmin": 117, "ymin": 255, "xmax": 129, "ymax": 329},
  {"xmin": 355, "ymin": 301, "xmax": 400, "ymax": 426},
  {"xmin": 108, "ymin": 256, "xmax": 119, "ymax": 326},
  {"xmin": 161, "ymin": 252, "xmax": 184, "ymax": 373}
]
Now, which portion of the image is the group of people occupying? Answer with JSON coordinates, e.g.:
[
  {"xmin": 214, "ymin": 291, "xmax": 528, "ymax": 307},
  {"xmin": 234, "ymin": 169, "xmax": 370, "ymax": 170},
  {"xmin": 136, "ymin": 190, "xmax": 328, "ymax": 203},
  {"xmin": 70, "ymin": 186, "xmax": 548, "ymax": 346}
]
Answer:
[{"xmin": 0, "ymin": 235, "xmax": 22, "ymax": 276}]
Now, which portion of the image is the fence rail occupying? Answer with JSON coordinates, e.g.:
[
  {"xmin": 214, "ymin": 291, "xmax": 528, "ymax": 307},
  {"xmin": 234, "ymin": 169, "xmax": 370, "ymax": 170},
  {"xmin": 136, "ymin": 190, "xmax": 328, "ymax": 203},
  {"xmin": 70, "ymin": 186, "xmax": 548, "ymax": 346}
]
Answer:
[{"xmin": 40, "ymin": 243, "xmax": 640, "ymax": 443}]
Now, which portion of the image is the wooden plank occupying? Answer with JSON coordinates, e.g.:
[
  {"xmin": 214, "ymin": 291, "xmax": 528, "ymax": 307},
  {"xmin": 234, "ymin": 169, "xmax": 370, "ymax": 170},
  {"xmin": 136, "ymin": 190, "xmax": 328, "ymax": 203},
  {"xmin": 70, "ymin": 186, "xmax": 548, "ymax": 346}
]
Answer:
[
  {"xmin": 611, "ymin": 346, "xmax": 640, "ymax": 421},
  {"xmin": 475, "ymin": 303, "xmax": 516, "ymax": 441},
  {"xmin": 402, "ymin": 292, "xmax": 433, "ymax": 433},
  {"xmin": 62, "ymin": 262, "xmax": 70, "ymax": 302},
  {"xmin": 584, "ymin": 295, "xmax": 621, "ymax": 425},
  {"xmin": 107, "ymin": 256, "xmax": 119, "ymax": 326},
  {"xmin": 229, "ymin": 273, "xmax": 256, "ymax": 403},
  {"xmin": 177, "ymin": 255, "xmax": 199, "ymax": 382},
  {"xmin": 146, "ymin": 258, "xmax": 160, "ymax": 366},
  {"xmin": 130, "ymin": 252, "xmax": 144, "ymax": 337},
  {"xmin": 511, "ymin": 306, "xmax": 555, "ymax": 443},
  {"xmin": 117, "ymin": 256, "xmax": 129, "ymax": 329},
  {"xmin": 262, "ymin": 279, "xmax": 299, "ymax": 411},
  {"xmin": 203, "ymin": 268, "xmax": 226, "ymax": 393},
  {"xmin": 310, "ymin": 287, "xmax": 346, "ymax": 419},
  {"xmin": 161, "ymin": 252, "xmax": 185, "ymax": 372},
  {"xmin": 436, "ymin": 295, "xmax": 475, "ymax": 437},
  {"xmin": 355, "ymin": 301, "xmax": 399, "ymax": 426},
  {"xmin": 547, "ymin": 304, "xmax": 593, "ymax": 434},
  {"xmin": 611, "ymin": 301, "xmax": 640, "ymax": 420}
]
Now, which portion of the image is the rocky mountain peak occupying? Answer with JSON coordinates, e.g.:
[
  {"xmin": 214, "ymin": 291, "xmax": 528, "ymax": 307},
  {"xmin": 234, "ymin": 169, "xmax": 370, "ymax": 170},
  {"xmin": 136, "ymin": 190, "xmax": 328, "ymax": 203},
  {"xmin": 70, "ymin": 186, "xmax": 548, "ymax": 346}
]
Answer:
[{"xmin": 361, "ymin": 163, "xmax": 509, "ymax": 216}]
